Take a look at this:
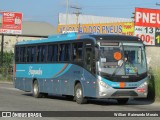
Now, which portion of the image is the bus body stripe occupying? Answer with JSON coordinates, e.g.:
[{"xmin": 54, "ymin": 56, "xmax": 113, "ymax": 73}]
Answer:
[{"xmin": 53, "ymin": 64, "xmax": 68, "ymax": 77}]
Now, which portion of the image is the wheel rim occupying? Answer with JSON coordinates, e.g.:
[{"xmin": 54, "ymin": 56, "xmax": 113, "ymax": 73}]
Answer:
[
  {"xmin": 34, "ymin": 83, "xmax": 38, "ymax": 95},
  {"xmin": 76, "ymin": 88, "xmax": 82, "ymax": 99}
]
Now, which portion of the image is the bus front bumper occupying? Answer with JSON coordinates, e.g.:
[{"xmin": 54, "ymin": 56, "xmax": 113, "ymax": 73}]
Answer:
[{"xmin": 97, "ymin": 81, "xmax": 148, "ymax": 99}]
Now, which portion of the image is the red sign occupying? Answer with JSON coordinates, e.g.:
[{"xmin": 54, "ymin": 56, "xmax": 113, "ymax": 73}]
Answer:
[
  {"xmin": 135, "ymin": 8, "xmax": 160, "ymax": 28},
  {"xmin": 0, "ymin": 11, "xmax": 22, "ymax": 34}
]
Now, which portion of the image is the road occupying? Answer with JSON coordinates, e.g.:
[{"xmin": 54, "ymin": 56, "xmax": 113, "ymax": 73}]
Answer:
[{"xmin": 0, "ymin": 83, "xmax": 159, "ymax": 120}]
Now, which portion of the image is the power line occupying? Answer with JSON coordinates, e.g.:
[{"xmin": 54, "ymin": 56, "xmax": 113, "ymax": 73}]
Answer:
[
  {"xmin": 70, "ymin": 5, "xmax": 82, "ymax": 32},
  {"xmin": 156, "ymin": 2, "xmax": 160, "ymax": 6},
  {"xmin": 65, "ymin": 0, "xmax": 69, "ymax": 32},
  {"xmin": 70, "ymin": 5, "xmax": 82, "ymax": 19}
]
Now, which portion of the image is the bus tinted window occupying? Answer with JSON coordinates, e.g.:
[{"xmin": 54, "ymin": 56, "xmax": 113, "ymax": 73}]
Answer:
[
  {"xmin": 20, "ymin": 47, "xmax": 26, "ymax": 62},
  {"xmin": 85, "ymin": 48, "xmax": 92, "ymax": 71},
  {"xmin": 27, "ymin": 47, "xmax": 31, "ymax": 62},
  {"xmin": 27, "ymin": 46, "xmax": 36, "ymax": 62},
  {"xmin": 37, "ymin": 45, "xmax": 47, "ymax": 62},
  {"xmin": 59, "ymin": 44, "xmax": 70, "ymax": 62},
  {"xmin": 72, "ymin": 43, "xmax": 83, "ymax": 61},
  {"xmin": 15, "ymin": 47, "xmax": 20, "ymax": 62},
  {"xmin": 48, "ymin": 44, "xmax": 58, "ymax": 62}
]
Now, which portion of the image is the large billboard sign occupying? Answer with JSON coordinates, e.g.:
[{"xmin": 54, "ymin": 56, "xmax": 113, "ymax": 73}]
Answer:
[
  {"xmin": 135, "ymin": 8, "xmax": 160, "ymax": 45},
  {"xmin": 58, "ymin": 22, "xmax": 134, "ymax": 36},
  {"xmin": 0, "ymin": 11, "xmax": 22, "ymax": 34}
]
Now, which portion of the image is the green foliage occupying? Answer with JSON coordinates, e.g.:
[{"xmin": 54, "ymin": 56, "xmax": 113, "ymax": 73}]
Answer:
[
  {"xmin": 148, "ymin": 67, "xmax": 160, "ymax": 101},
  {"xmin": 154, "ymin": 74, "xmax": 160, "ymax": 100},
  {"xmin": 0, "ymin": 51, "xmax": 14, "ymax": 81},
  {"xmin": 2, "ymin": 51, "xmax": 14, "ymax": 68}
]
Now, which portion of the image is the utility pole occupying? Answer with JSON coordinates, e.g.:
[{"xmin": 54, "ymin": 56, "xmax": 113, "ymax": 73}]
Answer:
[
  {"xmin": 70, "ymin": 6, "xmax": 82, "ymax": 32},
  {"xmin": 156, "ymin": 2, "xmax": 160, "ymax": 6},
  {"xmin": 65, "ymin": 0, "xmax": 69, "ymax": 33},
  {"xmin": 0, "ymin": 34, "xmax": 4, "ymax": 67}
]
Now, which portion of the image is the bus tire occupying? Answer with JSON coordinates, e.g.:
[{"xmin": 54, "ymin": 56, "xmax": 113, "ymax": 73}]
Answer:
[
  {"xmin": 33, "ymin": 80, "xmax": 42, "ymax": 98},
  {"xmin": 117, "ymin": 98, "xmax": 129, "ymax": 105},
  {"xmin": 75, "ymin": 83, "xmax": 87, "ymax": 104}
]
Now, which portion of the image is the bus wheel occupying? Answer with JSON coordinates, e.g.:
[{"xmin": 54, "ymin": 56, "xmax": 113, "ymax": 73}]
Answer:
[
  {"xmin": 117, "ymin": 98, "xmax": 129, "ymax": 105},
  {"xmin": 33, "ymin": 80, "xmax": 42, "ymax": 98},
  {"xmin": 75, "ymin": 83, "xmax": 87, "ymax": 104}
]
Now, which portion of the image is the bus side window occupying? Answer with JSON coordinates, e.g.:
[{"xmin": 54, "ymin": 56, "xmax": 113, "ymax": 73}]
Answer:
[
  {"xmin": 20, "ymin": 47, "xmax": 26, "ymax": 62},
  {"xmin": 37, "ymin": 45, "xmax": 47, "ymax": 62},
  {"xmin": 53, "ymin": 45, "xmax": 58, "ymax": 62},
  {"xmin": 48, "ymin": 45, "xmax": 53, "ymax": 62},
  {"xmin": 23, "ymin": 47, "xmax": 26, "ymax": 62},
  {"xmin": 27, "ymin": 46, "xmax": 36, "ymax": 63},
  {"xmin": 48, "ymin": 44, "xmax": 58, "ymax": 62},
  {"xmin": 43, "ymin": 46, "xmax": 47, "ymax": 62},
  {"xmin": 59, "ymin": 44, "xmax": 63, "ymax": 61},
  {"xmin": 65, "ymin": 44, "xmax": 70, "ymax": 61},
  {"xmin": 15, "ymin": 47, "xmax": 20, "ymax": 63},
  {"xmin": 27, "ymin": 47, "xmax": 31, "ymax": 62},
  {"xmin": 85, "ymin": 48, "xmax": 92, "ymax": 72},
  {"xmin": 59, "ymin": 44, "xmax": 70, "ymax": 62},
  {"xmin": 31, "ymin": 47, "xmax": 36, "ymax": 62},
  {"xmin": 72, "ymin": 43, "xmax": 83, "ymax": 62}
]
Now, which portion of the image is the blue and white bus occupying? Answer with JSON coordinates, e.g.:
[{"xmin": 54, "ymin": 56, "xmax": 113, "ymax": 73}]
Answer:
[{"xmin": 14, "ymin": 33, "xmax": 148, "ymax": 104}]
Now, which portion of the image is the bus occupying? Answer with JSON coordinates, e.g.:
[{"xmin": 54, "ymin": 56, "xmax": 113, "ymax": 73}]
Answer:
[{"xmin": 14, "ymin": 33, "xmax": 149, "ymax": 104}]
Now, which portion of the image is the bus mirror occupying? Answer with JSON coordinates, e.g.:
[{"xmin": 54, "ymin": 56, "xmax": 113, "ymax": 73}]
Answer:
[{"xmin": 118, "ymin": 59, "xmax": 124, "ymax": 67}]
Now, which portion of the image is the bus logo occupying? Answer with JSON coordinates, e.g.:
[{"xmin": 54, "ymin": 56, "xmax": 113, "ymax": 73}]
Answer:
[{"xmin": 28, "ymin": 66, "xmax": 43, "ymax": 77}]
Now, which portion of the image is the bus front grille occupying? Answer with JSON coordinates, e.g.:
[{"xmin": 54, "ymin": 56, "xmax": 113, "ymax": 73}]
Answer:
[{"xmin": 111, "ymin": 91, "xmax": 138, "ymax": 97}]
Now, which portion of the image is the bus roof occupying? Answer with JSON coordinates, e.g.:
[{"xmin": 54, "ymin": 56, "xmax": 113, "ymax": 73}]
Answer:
[
  {"xmin": 16, "ymin": 32, "xmax": 142, "ymax": 45},
  {"xmin": 91, "ymin": 34, "xmax": 143, "ymax": 43}
]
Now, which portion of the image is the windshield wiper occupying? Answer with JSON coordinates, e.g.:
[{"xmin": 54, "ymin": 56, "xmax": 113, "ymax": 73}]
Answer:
[{"xmin": 111, "ymin": 62, "xmax": 123, "ymax": 77}]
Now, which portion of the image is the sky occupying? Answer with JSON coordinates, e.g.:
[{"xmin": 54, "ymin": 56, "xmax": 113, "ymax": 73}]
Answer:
[{"xmin": 0, "ymin": 0, "xmax": 160, "ymax": 27}]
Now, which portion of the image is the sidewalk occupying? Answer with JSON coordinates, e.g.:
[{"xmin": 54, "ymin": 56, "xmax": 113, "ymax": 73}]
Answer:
[{"xmin": 0, "ymin": 81, "xmax": 13, "ymax": 84}]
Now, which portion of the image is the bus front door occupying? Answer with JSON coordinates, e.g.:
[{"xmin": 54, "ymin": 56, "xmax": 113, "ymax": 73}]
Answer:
[{"xmin": 84, "ymin": 47, "xmax": 96, "ymax": 97}]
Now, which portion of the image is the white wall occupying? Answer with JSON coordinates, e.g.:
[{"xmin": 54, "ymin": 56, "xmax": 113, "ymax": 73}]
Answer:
[
  {"xmin": 59, "ymin": 13, "xmax": 133, "ymax": 24},
  {"xmin": 0, "ymin": 35, "xmax": 46, "ymax": 52}
]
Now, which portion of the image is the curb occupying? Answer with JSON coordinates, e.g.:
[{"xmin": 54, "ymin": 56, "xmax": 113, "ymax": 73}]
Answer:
[{"xmin": 0, "ymin": 81, "xmax": 13, "ymax": 84}]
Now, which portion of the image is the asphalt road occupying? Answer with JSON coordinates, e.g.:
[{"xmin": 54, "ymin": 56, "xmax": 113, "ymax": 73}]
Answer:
[{"xmin": 0, "ymin": 83, "xmax": 160, "ymax": 120}]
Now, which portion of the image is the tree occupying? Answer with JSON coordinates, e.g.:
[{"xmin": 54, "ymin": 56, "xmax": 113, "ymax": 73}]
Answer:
[{"xmin": 0, "ymin": 51, "xmax": 14, "ymax": 78}]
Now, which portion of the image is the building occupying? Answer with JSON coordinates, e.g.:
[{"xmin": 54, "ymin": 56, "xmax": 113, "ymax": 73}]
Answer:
[
  {"xmin": 58, "ymin": 13, "xmax": 134, "ymax": 35},
  {"xmin": 58, "ymin": 13, "xmax": 133, "ymax": 24},
  {"xmin": 0, "ymin": 21, "xmax": 57, "ymax": 52}
]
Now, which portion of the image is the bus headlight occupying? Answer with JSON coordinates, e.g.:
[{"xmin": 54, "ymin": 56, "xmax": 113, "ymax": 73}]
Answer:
[
  {"xmin": 137, "ymin": 81, "xmax": 148, "ymax": 94},
  {"xmin": 139, "ymin": 81, "xmax": 148, "ymax": 88},
  {"xmin": 99, "ymin": 80, "xmax": 110, "ymax": 89}
]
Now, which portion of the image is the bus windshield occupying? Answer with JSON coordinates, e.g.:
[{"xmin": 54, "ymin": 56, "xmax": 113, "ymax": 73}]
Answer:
[{"xmin": 99, "ymin": 43, "xmax": 147, "ymax": 75}]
